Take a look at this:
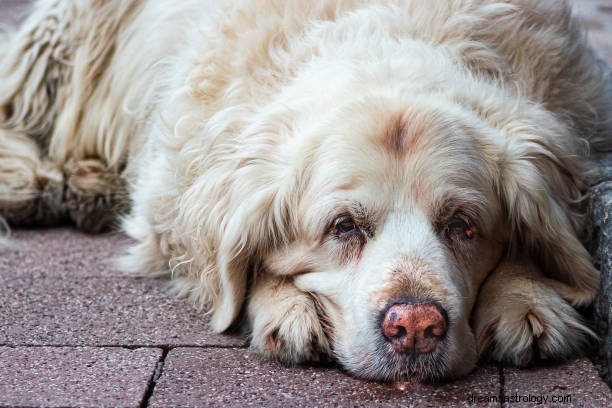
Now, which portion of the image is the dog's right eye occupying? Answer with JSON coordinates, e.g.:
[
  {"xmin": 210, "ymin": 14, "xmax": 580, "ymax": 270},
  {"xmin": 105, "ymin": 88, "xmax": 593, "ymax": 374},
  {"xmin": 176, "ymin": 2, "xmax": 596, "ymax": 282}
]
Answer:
[{"xmin": 334, "ymin": 216, "xmax": 360, "ymax": 237}]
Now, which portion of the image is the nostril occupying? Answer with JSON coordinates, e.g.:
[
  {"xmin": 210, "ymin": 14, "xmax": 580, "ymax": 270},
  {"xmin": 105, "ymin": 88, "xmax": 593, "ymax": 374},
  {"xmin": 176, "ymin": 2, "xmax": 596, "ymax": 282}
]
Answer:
[
  {"xmin": 393, "ymin": 325, "xmax": 407, "ymax": 339},
  {"xmin": 381, "ymin": 313, "xmax": 408, "ymax": 339},
  {"xmin": 423, "ymin": 325, "xmax": 436, "ymax": 339}
]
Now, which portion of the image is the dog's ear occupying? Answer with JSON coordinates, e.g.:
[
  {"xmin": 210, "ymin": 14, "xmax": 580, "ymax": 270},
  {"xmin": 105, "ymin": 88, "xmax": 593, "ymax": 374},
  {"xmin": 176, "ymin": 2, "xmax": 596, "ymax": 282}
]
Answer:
[
  {"xmin": 499, "ymin": 126, "xmax": 599, "ymax": 305},
  {"xmin": 210, "ymin": 238, "xmax": 249, "ymax": 333},
  {"xmin": 209, "ymin": 161, "xmax": 297, "ymax": 332}
]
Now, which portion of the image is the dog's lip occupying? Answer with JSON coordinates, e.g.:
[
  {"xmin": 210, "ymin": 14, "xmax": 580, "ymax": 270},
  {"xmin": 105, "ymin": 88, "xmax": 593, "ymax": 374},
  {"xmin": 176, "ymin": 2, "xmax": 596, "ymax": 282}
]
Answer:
[
  {"xmin": 340, "ymin": 331, "xmax": 450, "ymax": 382},
  {"xmin": 357, "ymin": 350, "xmax": 449, "ymax": 382},
  {"xmin": 389, "ymin": 353, "xmax": 449, "ymax": 382}
]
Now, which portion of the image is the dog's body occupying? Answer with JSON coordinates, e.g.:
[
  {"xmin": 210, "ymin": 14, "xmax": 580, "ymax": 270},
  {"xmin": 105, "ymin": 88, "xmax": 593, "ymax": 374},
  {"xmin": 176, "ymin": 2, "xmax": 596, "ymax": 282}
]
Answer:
[{"xmin": 1, "ymin": 0, "xmax": 610, "ymax": 381}]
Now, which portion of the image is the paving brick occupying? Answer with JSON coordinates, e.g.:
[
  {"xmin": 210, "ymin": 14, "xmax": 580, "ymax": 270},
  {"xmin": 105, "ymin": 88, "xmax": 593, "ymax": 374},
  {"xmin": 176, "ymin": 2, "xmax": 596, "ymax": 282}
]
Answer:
[
  {"xmin": 503, "ymin": 358, "xmax": 611, "ymax": 407},
  {"xmin": 0, "ymin": 276, "xmax": 245, "ymax": 347},
  {"xmin": 0, "ymin": 346, "xmax": 162, "ymax": 408},
  {"xmin": 0, "ymin": 0, "xmax": 31, "ymax": 26},
  {"xmin": 2, "ymin": 228, "xmax": 132, "ymax": 278},
  {"xmin": 148, "ymin": 348, "xmax": 500, "ymax": 407}
]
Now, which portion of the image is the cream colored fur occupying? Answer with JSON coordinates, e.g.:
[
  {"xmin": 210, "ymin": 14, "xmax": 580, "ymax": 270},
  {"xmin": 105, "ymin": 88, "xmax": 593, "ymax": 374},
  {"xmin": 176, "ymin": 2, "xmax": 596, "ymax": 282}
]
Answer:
[{"xmin": 1, "ymin": 0, "xmax": 610, "ymax": 381}]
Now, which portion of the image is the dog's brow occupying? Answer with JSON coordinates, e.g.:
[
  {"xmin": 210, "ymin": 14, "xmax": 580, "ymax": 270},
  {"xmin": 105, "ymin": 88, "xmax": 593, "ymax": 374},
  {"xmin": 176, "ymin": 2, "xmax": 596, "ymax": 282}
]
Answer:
[
  {"xmin": 433, "ymin": 192, "xmax": 487, "ymax": 227},
  {"xmin": 382, "ymin": 113, "xmax": 428, "ymax": 159},
  {"xmin": 384, "ymin": 113, "xmax": 409, "ymax": 157}
]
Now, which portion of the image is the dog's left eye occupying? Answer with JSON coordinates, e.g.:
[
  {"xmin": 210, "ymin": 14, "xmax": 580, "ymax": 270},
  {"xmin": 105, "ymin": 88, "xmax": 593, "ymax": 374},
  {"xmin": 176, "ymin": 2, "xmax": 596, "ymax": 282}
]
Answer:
[
  {"xmin": 446, "ymin": 216, "xmax": 475, "ymax": 240},
  {"xmin": 334, "ymin": 215, "xmax": 360, "ymax": 237}
]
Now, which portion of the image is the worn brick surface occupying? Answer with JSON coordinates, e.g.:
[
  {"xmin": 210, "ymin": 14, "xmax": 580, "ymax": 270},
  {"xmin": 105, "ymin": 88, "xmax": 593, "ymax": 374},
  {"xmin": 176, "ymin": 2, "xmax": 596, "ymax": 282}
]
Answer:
[
  {"xmin": 2, "ymin": 228, "xmax": 132, "ymax": 278},
  {"xmin": 1, "ymin": 228, "xmax": 245, "ymax": 347},
  {"xmin": 0, "ymin": 0, "xmax": 31, "ymax": 26},
  {"xmin": 0, "ymin": 275, "xmax": 246, "ymax": 347},
  {"xmin": 0, "ymin": 346, "xmax": 162, "ymax": 408},
  {"xmin": 148, "ymin": 348, "xmax": 500, "ymax": 408},
  {"xmin": 503, "ymin": 359, "xmax": 611, "ymax": 407}
]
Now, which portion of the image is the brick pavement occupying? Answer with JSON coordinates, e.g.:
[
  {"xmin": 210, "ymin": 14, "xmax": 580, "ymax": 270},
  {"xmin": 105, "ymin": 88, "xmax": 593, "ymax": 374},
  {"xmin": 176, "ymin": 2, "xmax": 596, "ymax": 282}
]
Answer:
[{"xmin": 1, "ymin": 1, "xmax": 612, "ymax": 407}]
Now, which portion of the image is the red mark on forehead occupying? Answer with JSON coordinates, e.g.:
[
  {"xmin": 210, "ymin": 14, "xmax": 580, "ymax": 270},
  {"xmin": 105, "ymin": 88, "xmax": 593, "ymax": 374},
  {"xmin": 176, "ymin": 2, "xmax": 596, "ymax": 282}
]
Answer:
[
  {"xmin": 382, "ymin": 113, "xmax": 424, "ymax": 158},
  {"xmin": 384, "ymin": 113, "xmax": 408, "ymax": 156}
]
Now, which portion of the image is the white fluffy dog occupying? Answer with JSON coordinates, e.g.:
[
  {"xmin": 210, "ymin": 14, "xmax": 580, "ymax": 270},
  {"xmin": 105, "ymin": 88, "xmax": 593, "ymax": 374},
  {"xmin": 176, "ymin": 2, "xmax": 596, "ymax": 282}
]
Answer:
[{"xmin": 1, "ymin": 0, "xmax": 610, "ymax": 382}]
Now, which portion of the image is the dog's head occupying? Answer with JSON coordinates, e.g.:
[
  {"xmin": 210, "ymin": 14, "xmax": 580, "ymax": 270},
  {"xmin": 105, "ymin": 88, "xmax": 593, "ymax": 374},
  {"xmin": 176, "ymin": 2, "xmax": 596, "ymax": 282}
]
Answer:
[{"xmin": 205, "ymin": 72, "xmax": 598, "ymax": 381}]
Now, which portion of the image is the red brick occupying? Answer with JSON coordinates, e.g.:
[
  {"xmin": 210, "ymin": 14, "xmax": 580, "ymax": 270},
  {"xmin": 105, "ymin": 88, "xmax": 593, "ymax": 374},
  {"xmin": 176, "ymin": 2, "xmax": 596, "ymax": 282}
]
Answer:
[
  {"xmin": 503, "ymin": 359, "xmax": 611, "ymax": 407},
  {"xmin": 148, "ymin": 348, "xmax": 500, "ymax": 407},
  {"xmin": 0, "ymin": 346, "xmax": 162, "ymax": 408},
  {"xmin": 0, "ymin": 276, "xmax": 244, "ymax": 347},
  {"xmin": 3, "ymin": 228, "xmax": 131, "ymax": 278}
]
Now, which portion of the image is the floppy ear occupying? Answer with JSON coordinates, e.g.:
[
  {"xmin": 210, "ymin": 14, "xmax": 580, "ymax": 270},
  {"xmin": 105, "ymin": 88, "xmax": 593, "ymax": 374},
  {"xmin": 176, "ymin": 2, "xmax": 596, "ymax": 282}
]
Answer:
[
  {"xmin": 208, "ymin": 155, "xmax": 298, "ymax": 332},
  {"xmin": 499, "ymin": 127, "xmax": 599, "ymax": 306}
]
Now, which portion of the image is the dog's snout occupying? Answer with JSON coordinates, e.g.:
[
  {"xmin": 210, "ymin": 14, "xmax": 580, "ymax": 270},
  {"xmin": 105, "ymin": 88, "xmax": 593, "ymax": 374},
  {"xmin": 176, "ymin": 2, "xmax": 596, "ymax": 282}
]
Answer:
[{"xmin": 381, "ymin": 302, "xmax": 447, "ymax": 354}]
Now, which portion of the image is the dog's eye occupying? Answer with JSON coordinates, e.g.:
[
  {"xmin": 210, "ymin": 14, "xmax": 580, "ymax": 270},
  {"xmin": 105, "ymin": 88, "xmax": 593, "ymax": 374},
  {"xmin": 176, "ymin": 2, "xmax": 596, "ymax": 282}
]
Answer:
[
  {"xmin": 446, "ymin": 216, "xmax": 475, "ymax": 240},
  {"xmin": 334, "ymin": 216, "xmax": 360, "ymax": 237}
]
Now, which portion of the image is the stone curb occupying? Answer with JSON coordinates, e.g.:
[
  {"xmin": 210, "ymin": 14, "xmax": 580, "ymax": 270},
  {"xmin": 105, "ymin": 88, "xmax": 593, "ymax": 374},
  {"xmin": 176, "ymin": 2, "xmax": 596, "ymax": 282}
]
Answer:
[{"xmin": 590, "ymin": 154, "xmax": 612, "ymax": 386}]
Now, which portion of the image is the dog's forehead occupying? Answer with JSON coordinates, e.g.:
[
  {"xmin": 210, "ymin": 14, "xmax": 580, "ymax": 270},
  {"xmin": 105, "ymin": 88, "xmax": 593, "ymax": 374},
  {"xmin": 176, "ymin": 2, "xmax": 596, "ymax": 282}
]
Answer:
[
  {"xmin": 378, "ymin": 106, "xmax": 461, "ymax": 160},
  {"xmin": 306, "ymin": 98, "xmax": 494, "ymax": 205},
  {"xmin": 382, "ymin": 112, "xmax": 422, "ymax": 158}
]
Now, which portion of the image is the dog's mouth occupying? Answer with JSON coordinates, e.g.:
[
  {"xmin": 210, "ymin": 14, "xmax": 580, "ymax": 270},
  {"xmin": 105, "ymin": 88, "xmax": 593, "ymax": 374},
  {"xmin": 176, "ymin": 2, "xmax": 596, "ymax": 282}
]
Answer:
[
  {"xmin": 379, "ymin": 340, "xmax": 450, "ymax": 382},
  {"xmin": 337, "ymin": 337, "xmax": 451, "ymax": 382}
]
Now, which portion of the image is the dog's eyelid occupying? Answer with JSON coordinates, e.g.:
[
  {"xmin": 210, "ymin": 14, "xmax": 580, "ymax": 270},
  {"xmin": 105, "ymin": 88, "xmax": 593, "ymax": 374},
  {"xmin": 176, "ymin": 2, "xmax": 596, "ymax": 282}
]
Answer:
[
  {"xmin": 335, "ymin": 215, "xmax": 358, "ymax": 233},
  {"xmin": 436, "ymin": 198, "xmax": 483, "ymax": 226},
  {"xmin": 450, "ymin": 211, "xmax": 473, "ymax": 224},
  {"xmin": 325, "ymin": 212, "xmax": 351, "ymax": 230},
  {"xmin": 332, "ymin": 209, "xmax": 375, "ymax": 237}
]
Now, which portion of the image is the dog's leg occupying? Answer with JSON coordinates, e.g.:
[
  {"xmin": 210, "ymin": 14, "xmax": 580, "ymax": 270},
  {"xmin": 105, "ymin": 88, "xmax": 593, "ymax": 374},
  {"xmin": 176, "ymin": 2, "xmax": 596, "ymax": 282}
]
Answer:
[
  {"xmin": 0, "ymin": 129, "xmax": 65, "ymax": 227},
  {"xmin": 248, "ymin": 274, "xmax": 331, "ymax": 364},
  {"xmin": 63, "ymin": 158, "xmax": 127, "ymax": 233},
  {"xmin": 473, "ymin": 258, "xmax": 596, "ymax": 366},
  {"xmin": 0, "ymin": 1, "xmax": 71, "ymax": 227},
  {"xmin": 0, "ymin": 0, "xmax": 131, "ymax": 233},
  {"xmin": 0, "ymin": 133, "xmax": 126, "ymax": 231}
]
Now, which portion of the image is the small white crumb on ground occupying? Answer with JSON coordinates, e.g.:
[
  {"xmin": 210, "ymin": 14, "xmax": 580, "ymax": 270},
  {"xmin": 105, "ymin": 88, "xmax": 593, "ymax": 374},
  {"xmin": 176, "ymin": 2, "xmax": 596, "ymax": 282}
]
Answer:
[{"xmin": 394, "ymin": 381, "xmax": 408, "ymax": 391}]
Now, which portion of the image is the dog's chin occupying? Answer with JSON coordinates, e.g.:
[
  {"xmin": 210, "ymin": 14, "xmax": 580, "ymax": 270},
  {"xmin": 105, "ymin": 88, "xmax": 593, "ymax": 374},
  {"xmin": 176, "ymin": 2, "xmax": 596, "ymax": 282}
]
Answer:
[{"xmin": 339, "ymin": 340, "xmax": 452, "ymax": 383}]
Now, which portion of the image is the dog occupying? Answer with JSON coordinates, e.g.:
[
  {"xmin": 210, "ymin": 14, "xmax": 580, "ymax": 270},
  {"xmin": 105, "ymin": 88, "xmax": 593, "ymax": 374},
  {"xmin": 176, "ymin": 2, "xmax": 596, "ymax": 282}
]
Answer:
[{"xmin": 1, "ymin": 0, "xmax": 610, "ymax": 382}]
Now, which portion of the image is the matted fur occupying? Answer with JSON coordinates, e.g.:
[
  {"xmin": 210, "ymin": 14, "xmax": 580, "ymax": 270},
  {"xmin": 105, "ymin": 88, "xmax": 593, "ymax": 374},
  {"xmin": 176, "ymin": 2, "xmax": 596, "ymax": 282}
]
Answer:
[{"xmin": 1, "ymin": 0, "xmax": 610, "ymax": 381}]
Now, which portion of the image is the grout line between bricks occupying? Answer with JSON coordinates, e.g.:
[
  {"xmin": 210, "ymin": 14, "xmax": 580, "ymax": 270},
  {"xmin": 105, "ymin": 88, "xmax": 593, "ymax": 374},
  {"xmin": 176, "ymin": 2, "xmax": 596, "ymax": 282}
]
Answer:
[
  {"xmin": 499, "ymin": 364, "xmax": 506, "ymax": 408},
  {"xmin": 0, "ymin": 344, "xmax": 247, "ymax": 349},
  {"xmin": 140, "ymin": 347, "xmax": 169, "ymax": 408}
]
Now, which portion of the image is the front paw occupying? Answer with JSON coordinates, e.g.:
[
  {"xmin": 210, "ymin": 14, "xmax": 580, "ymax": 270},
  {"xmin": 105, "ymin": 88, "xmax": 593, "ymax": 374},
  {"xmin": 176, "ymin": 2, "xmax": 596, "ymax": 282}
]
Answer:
[
  {"xmin": 474, "ymin": 280, "xmax": 595, "ymax": 367},
  {"xmin": 248, "ymin": 281, "xmax": 331, "ymax": 364},
  {"xmin": 63, "ymin": 158, "xmax": 126, "ymax": 232}
]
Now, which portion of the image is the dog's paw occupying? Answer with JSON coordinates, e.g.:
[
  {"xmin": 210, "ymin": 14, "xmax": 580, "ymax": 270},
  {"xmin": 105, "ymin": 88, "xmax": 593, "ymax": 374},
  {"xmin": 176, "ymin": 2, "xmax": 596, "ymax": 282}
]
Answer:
[
  {"xmin": 248, "ymin": 278, "xmax": 331, "ymax": 364},
  {"xmin": 474, "ymin": 281, "xmax": 595, "ymax": 367},
  {"xmin": 0, "ymin": 158, "xmax": 65, "ymax": 227},
  {"xmin": 63, "ymin": 159, "xmax": 126, "ymax": 232},
  {"xmin": 0, "ymin": 129, "xmax": 65, "ymax": 226}
]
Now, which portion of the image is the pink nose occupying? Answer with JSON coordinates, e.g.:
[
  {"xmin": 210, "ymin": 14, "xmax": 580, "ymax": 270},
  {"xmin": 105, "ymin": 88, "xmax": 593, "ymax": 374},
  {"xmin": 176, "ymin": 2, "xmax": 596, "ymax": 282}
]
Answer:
[{"xmin": 381, "ymin": 302, "xmax": 447, "ymax": 354}]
